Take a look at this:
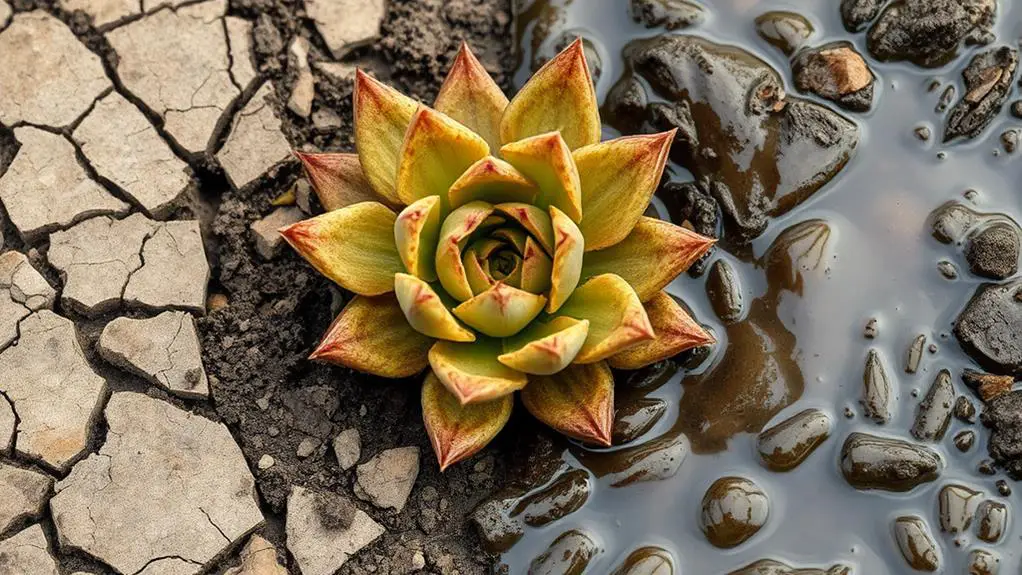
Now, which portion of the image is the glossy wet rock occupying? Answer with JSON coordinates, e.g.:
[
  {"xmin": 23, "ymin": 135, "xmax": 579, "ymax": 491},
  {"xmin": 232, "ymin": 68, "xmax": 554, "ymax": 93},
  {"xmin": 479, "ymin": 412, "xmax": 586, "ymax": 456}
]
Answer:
[
  {"xmin": 840, "ymin": 433, "xmax": 941, "ymax": 492},
  {"xmin": 728, "ymin": 559, "xmax": 851, "ymax": 574},
  {"xmin": 512, "ymin": 469, "xmax": 591, "ymax": 528},
  {"xmin": 840, "ymin": 0, "xmax": 881, "ymax": 32},
  {"xmin": 755, "ymin": 11, "xmax": 814, "ymax": 56},
  {"xmin": 930, "ymin": 201, "xmax": 980, "ymax": 244},
  {"xmin": 629, "ymin": 0, "xmax": 705, "ymax": 31},
  {"xmin": 609, "ymin": 35, "xmax": 858, "ymax": 242},
  {"xmin": 700, "ymin": 476, "xmax": 769, "ymax": 549},
  {"xmin": 911, "ymin": 369, "xmax": 955, "ymax": 441},
  {"xmin": 955, "ymin": 430, "xmax": 976, "ymax": 452},
  {"xmin": 905, "ymin": 334, "xmax": 926, "ymax": 373},
  {"xmin": 955, "ymin": 395, "xmax": 978, "ymax": 423},
  {"xmin": 866, "ymin": 0, "xmax": 996, "ymax": 68},
  {"xmin": 892, "ymin": 516, "xmax": 941, "ymax": 571},
  {"xmin": 944, "ymin": 47, "xmax": 1018, "ymax": 142},
  {"xmin": 576, "ymin": 430, "xmax": 689, "ymax": 487},
  {"xmin": 955, "ymin": 280, "xmax": 1022, "ymax": 376},
  {"xmin": 980, "ymin": 390, "xmax": 1022, "ymax": 478},
  {"xmin": 611, "ymin": 546, "xmax": 675, "ymax": 575},
  {"xmin": 757, "ymin": 409, "xmax": 831, "ymax": 471},
  {"xmin": 938, "ymin": 483, "xmax": 982, "ymax": 533},
  {"xmin": 861, "ymin": 349, "xmax": 894, "ymax": 424},
  {"xmin": 965, "ymin": 222, "xmax": 1020, "ymax": 280},
  {"xmin": 706, "ymin": 259, "xmax": 744, "ymax": 324},
  {"xmin": 613, "ymin": 397, "xmax": 668, "ymax": 445},
  {"xmin": 792, "ymin": 42, "xmax": 875, "ymax": 112},
  {"xmin": 967, "ymin": 549, "xmax": 1000, "ymax": 575},
  {"xmin": 976, "ymin": 500, "xmax": 1007, "ymax": 543},
  {"xmin": 964, "ymin": 369, "xmax": 1014, "ymax": 403},
  {"xmin": 528, "ymin": 530, "xmax": 599, "ymax": 575}
]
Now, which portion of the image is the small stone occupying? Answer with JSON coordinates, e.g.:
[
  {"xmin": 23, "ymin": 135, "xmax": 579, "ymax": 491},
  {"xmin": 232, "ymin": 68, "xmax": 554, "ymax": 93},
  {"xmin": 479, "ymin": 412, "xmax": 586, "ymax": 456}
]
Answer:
[
  {"xmin": 861, "ymin": 348, "xmax": 894, "ymax": 424},
  {"xmin": 225, "ymin": 16, "xmax": 258, "ymax": 89},
  {"xmin": 256, "ymin": 397, "xmax": 269, "ymax": 410},
  {"xmin": 576, "ymin": 431, "xmax": 689, "ymax": 487},
  {"xmin": 914, "ymin": 125, "xmax": 932, "ymax": 141},
  {"xmin": 73, "ymin": 91, "xmax": 190, "ymax": 217},
  {"xmin": 333, "ymin": 428, "xmax": 361, "ymax": 470},
  {"xmin": 937, "ymin": 260, "xmax": 958, "ymax": 279},
  {"xmin": 954, "ymin": 280, "xmax": 1022, "ymax": 376},
  {"xmin": 0, "ymin": 524, "xmax": 58, "ymax": 574},
  {"xmin": 354, "ymin": 447, "xmax": 419, "ymax": 512},
  {"xmin": 312, "ymin": 108, "xmax": 343, "ymax": 131},
  {"xmin": 0, "ymin": 127, "xmax": 129, "ymax": 242},
  {"xmin": 297, "ymin": 437, "xmax": 319, "ymax": 459},
  {"xmin": 628, "ymin": 0, "xmax": 704, "ymax": 30},
  {"xmin": 304, "ymin": 0, "xmax": 385, "ymax": 59},
  {"xmin": 410, "ymin": 550, "xmax": 426, "ymax": 571},
  {"xmin": 867, "ymin": 0, "xmax": 997, "ymax": 69},
  {"xmin": 0, "ymin": 251, "xmax": 56, "ymax": 350},
  {"xmin": 995, "ymin": 480, "xmax": 1010, "ymax": 496},
  {"xmin": 910, "ymin": 369, "xmax": 955, "ymax": 441},
  {"xmin": 0, "ymin": 11, "xmax": 110, "ymax": 127},
  {"xmin": 286, "ymin": 485, "xmax": 385, "ymax": 575},
  {"xmin": 893, "ymin": 516, "xmax": 941, "ymax": 571},
  {"xmin": 295, "ymin": 179, "xmax": 314, "ymax": 214},
  {"xmin": 964, "ymin": 370, "xmax": 1015, "ymax": 403},
  {"xmin": 840, "ymin": 433, "xmax": 940, "ymax": 492},
  {"xmin": 965, "ymin": 222, "xmax": 1020, "ymax": 280},
  {"xmin": 224, "ymin": 535, "xmax": 287, "ymax": 575},
  {"xmin": 930, "ymin": 201, "xmax": 978, "ymax": 244},
  {"xmin": 50, "ymin": 392, "xmax": 264, "ymax": 575},
  {"xmin": 1001, "ymin": 129, "xmax": 1019, "ymax": 153},
  {"xmin": 251, "ymin": 207, "xmax": 304, "ymax": 260},
  {"xmin": 945, "ymin": 47, "xmax": 1018, "ymax": 142},
  {"xmin": 1012, "ymin": 101, "xmax": 1022, "ymax": 118},
  {"xmin": 792, "ymin": 42, "xmax": 875, "ymax": 112},
  {"xmin": 611, "ymin": 546, "xmax": 675, "ymax": 575},
  {"xmin": 218, "ymin": 82, "xmax": 292, "ymax": 190},
  {"xmin": 268, "ymin": 426, "xmax": 279, "ymax": 437},
  {"xmin": 315, "ymin": 61, "xmax": 357, "ymax": 85},
  {"xmin": 0, "ymin": 463, "xmax": 53, "ymax": 533},
  {"xmin": 613, "ymin": 397, "xmax": 668, "ymax": 445},
  {"xmin": 840, "ymin": 0, "xmax": 881, "ymax": 31},
  {"xmin": 982, "ymin": 391, "xmax": 1022, "ymax": 478},
  {"xmin": 729, "ymin": 560, "xmax": 851, "ymax": 575},
  {"xmin": 98, "ymin": 311, "xmax": 210, "ymax": 398},
  {"xmin": 529, "ymin": 530, "xmax": 599, "ymax": 575},
  {"xmin": 288, "ymin": 36, "xmax": 315, "ymax": 118},
  {"xmin": 975, "ymin": 500, "xmax": 1007, "ymax": 543},
  {"xmin": 905, "ymin": 334, "xmax": 926, "ymax": 373},
  {"xmin": 208, "ymin": 293, "xmax": 230, "ymax": 311},
  {"xmin": 955, "ymin": 395, "xmax": 978, "ymax": 423},
  {"xmin": 700, "ymin": 476, "xmax": 769, "ymax": 548},
  {"xmin": 863, "ymin": 318, "xmax": 878, "ymax": 338},
  {"xmin": 938, "ymin": 484, "xmax": 983, "ymax": 533},
  {"xmin": 705, "ymin": 259, "xmax": 743, "ymax": 324},
  {"xmin": 967, "ymin": 549, "xmax": 1000, "ymax": 575},
  {"xmin": 513, "ymin": 468, "xmax": 590, "ymax": 528},
  {"xmin": 977, "ymin": 459, "xmax": 996, "ymax": 475},
  {"xmin": 755, "ymin": 11, "xmax": 814, "ymax": 56},
  {"xmin": 258, "ymin": 454, "xmax": 275, "ymax": 470},
  {"xmin": 757, "ymin": 409, "xmax": 831, "ymax": 472},
  {"xmin": 954, "ymin": 430, "xmax": 976, "ymax": 452}
]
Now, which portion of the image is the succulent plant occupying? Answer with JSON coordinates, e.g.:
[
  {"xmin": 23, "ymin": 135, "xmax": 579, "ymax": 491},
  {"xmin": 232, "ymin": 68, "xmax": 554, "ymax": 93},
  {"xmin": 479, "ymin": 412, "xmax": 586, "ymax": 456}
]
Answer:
[{"xmin": 282, "ymin": 40, "xmax": 715, "ymax": 470}]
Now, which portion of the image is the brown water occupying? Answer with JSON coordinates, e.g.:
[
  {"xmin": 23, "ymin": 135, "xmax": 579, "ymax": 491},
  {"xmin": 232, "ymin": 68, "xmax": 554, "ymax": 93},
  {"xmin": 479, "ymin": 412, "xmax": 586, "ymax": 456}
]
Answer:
[{"xmin": 497, "ymin": 0, "xmax": 1022, "ymax": 572}]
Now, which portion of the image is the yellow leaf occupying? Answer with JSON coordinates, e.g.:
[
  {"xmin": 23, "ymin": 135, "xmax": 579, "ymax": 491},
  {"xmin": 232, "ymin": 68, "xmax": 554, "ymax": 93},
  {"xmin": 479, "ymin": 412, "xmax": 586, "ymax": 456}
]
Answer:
[
  {"xmin": 394, "ymin": 273, "xmax": 475, "ymax": 342},
  {"xmin": 354, "ymin": 70, "xmax": 418, "ymax": 202},
  {"xmin": 394, "ymin": 196, "xmax": 442, "ymax": 281},
  {"xmin": 448, "ymin": 156, "xmax": 537, "ymax": 209},
  {"xmin": 501, "ymin": 132, "xmax": 583, "ymax": 223},
  {"xmin": 434, "ymin": 42, "xmax": 509, "ymax": 152},
  {"xmin": 499, "ymin": 317, "xmax": 589, "ymax": 375},
  {"xmin": 452, "ymin": 282, "xmax": 547, "ymax": 338},
  {"xmin": 608, "ymin": 291, "xmax": 715, "ymax": 369},
  {"xmin": 435, "ymin": 201, "xmax": 495, "ymax": 301},
  {"xmin": 494, "ymin": 202, "xmax": 555, "ymax": 255},
  {"xmin": 429, "ymin": 338, "xmax": 528, "ymax": 404},
  {"xmin": 557, "ymin": 274, "xmax": 654, "ymax": 363},
  {"xmin": 422, "ymin": 371, "xmax": 512, "ymax": 471},
  {"xmin": 547, "ymin": 206, "xmax": 584, "ymax": 312},
  {"xmin": 521, "ymin": 361, "xmax": 614, "ymax": 446}
]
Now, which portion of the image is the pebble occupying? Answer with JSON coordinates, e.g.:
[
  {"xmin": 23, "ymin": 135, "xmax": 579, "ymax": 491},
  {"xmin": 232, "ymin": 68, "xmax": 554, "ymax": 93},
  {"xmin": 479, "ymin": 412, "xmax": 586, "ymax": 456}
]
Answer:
[
  {"xmin": 905, "ymin": 334, "xmax": 926, "ymax": 373},
  {"xmin": 219, "ymin": 82, "xmax": 293, "ymax": 190},
  {"xmin": 729, "ymin": 559, "xmax": 851, "ymax": 574},
  {"xmin": 757, "ymin": 409, "xmax": 831, "ymax": 472},
  {"xmin": 863, "ymin": 318, "xmax": 878, "ymax": 338},
  {"xmin": 954, "ymin": 280, "xmax": 1022, "ymax": 376},
  {"xmin": 576, "ymin": 431, "xmax": 689, "ymax": 487},
  {"xmin": 938, "ymin": 483, "xmax": 983, "ymax": 534},
  {"xmin": 955, "ymin": 395, "xmax": 978, "ymax": 423},
  {"xmin": 251, "ymin": 207, "xmax": 304, "ymax": 260},
  {"xmin": 914, "ymin": 126, "xmax": 932, "ymax": 141},
  {"xmin": 610, "ymin": 546, "xmax": 674, "ymax": 575},
  {"xmin": 892, "ymin": 515, "xmax": 941, "ymax": 571},
  {"xmin": 954, "ymin": 430, "xmax": 976, "ymax": 452},
  {"xmin": 937, "ymin": 259, "xmax": 958, "ymax": 279},
  {"xmin": 224, "ymin": 535, "xmax": 288, "ymax": 575},
  {"xmin": 963, "ymin": 369, "xmax": 1015, "ymax": 403},
  {"xmin": 699, "ymin": 476, "xmax": 769, "ymax": 548},
  {"xmin": 515, "ymin": 468, "xmax": 590, "ymax": 528},
  {"xmin": 995, "ymin": 480, "xmax": 1010, "ymax": 496},
  {"xmin": 304, "ymin": 0, "xmax": 385, "ymax": 59},
  {"xmin": 258, "ymin": 454, "xmax": 275, "ymax": 470},
  {"xmin": 975, "ymin": 500, "xmax": 1007, "ymax": 543},
  {"xmin": 528, "ymin": 530, "xmax": 599, "ymax": 575},
  {"xmin": 754, "ymin": 10, "xmax": 814, "ymax": 56},
  {"xmin": 792, "ymin": 42, "xmax": 875, "ymax": 112},
  {"xmin": 613, "ymin": 397, "xmax": 668, "ymax": 445},
  {"xmin": 967, "ymin": 549, "xmax": 1000, "ymax": 575},
  {"xmin": 286, "ymin": 485, "xmax": 385, "ymax": 575},
  {"xmin": 840, "ymin": 433, "xmax": 940, "ymax": 492},
  {"xmin": 333, "ymin": 428, "xmax": 361, "ymax": 470},
  {"xmin": 840, "ymin": 0, "xmax": 881, "ymax": 31},
  {"xmin": 910, "ymin": 369, "xmax": 955, "ymax": 441},
  {"xmin": 354, "ymin": 447, "xmax": 420, "ymax": 512},
  {"xmin": 705, "ymin": 259, "xmax": 744, "ymax": 324},
  {"xmin": 297, "ymin": 437, "xmax": 320, "ymax": 459},
  {"xmin": 861, "ymin": 348, "xmax": 894, "ymax": 423},
  {"xmin": 965, "ymin": 222, "xmax": 1020, "ymax": 280},
  {"xmin": 288, "ymin": 36, "xmax": 315, "ymax": 118}
]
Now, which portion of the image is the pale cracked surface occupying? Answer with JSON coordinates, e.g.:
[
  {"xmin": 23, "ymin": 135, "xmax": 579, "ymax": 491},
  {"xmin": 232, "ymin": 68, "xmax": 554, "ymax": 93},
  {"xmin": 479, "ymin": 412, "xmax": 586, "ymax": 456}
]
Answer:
[
  {"xmin": 223, "ymin": 535, "xmax": 288, "ymax": 575},
  {"xmin": 60, "ymin": 0, "xmax": 140, "ymax": 28},
  {"xmin": 0, "ymin": 397, "xmax": 13, "ymax": 453},
  {"xmin": 50, "ymin": 392, "xmax": 264, "ymax": 575},
  {"xmin": 354, "ymin": 446, "xmax": 420, "ymax": 513},
  {"xmin": 0, "ymin": 524, "xmax": 59, "ymax": 574},
  {"xmin": 107, "ymin": 0, "xmax": 239, "ymax": 154},
  {"xmin": 0, "ymin": 1, "xmax": 10, "ymax": 29},
  {"xmin": 226, "ymin": 16, "xmax": 259, "ymax": 90},
  {"xmin": 0, "ymin": 127, "xmax": 129, "ymax": 242},
  {"xmin": 285, "ymin": 485, "xmax": 385, "ymax": 575},
  {"xmin": 304, "ymin": 0, "xmax": 385, "ymax": 59},
  {"xmin": 217, "ymin": 82, "xmax": 292, "ymax": 190},
  {"xmin": 124, "ymin": 220, "xmax": 210, "ymax": 314},
  {"xmin": 0, "ymin": 11, "xmax": 110, "ymax": 127},
  {"xmin": 0, "ymin": 251, "xmax": 56, "ymax": 351},
  {"xmin": 0, "ymin": 311, "xmax": 108, "ymax": 472},
  {"xmin": 74, "ymin": 91, "xmax": 191, "ymax": 217},
  {"xmin": 98, "ymin": 311, "xmax": 210, "ymax": 398},
  {"xmin": 0, "ymin": 463, "xmax": 53, "ymax": 534}
]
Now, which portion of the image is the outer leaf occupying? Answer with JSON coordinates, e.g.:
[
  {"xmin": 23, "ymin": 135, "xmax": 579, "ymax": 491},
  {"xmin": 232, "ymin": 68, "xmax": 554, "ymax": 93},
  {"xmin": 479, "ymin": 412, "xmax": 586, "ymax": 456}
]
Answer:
[
  {"xmin": 429, "ymin": 338, "xmax": 528, "ymax": 404},
  {"xmin": 295, "ymin": 151, "xmax": 392, "ymax": 210},
  {"xmin": 499, "ymin": 38, "xmax": 600, "ymax": 151},
  {"xmin": 499, "ymin": 317, "xmax": 589, "ymax": 375},
  {"xmin": 608, "ymin": 291, "xmax": 715, "ymax": 369},
  {"xmin": 574, "ymin": 131, "xmax": 676, "ymax": 251},
  {"xmin": 557, "ymin": 274, "xmax": 654, "ymax": 364},
  {"xmin": 452, "ymin": 282, "xmax": 547, "ymax": 338},
  {"xmin": 394, "ymin": 273, "xmax": 475, "ymax": 342},
  {"xmin": 310, "ymin": 294, "xmax": 432, "ymax": 378},
  {"xmin": 521, "ymin": 361, "xmax": 613, "ymax": 446},
  {"xmin": 280, "ymin": 202, "xmax": 403, "ymax": 296},
  {"xmin": 448, "ymin": 156, "xmax": 538, "ymax": 209},
  {"xmin": 394, "ymin": 196, "xmax": 442, "ymax": 281},
  {"xmin": 581, "ymin": 217, "xmax": 715, "ymax": 302},
  {"xmin": 436, "ymin": 201, "xmax": 495, "ymax": 301},
  {"xmin": 501, "ymin": 133, "xmax": 583, "ymax": 223},
  {"xmin": 422, "ymin": 371, "xmax": 512, "ymax": 471},
  {"xmin": 395, "ymin": 106, "xmax": 489, "ymax": 208},
  {"xmin": 494, "ymin": 202, "xmax": 555, "ymax": 255},
  {"xmin": 547, "ymin": 206, "xmax": 584, "ymax": 312},
  {"xmin": 354, "ymin": 70, "xmax": 418, "ymax": 202},
  {"xmin": 434, "ymin": 43, "xmax": 509, "ymax": 152},
  {"xmin": 520, "ymin": 236, "xmax": 553, "ymax": 294}
]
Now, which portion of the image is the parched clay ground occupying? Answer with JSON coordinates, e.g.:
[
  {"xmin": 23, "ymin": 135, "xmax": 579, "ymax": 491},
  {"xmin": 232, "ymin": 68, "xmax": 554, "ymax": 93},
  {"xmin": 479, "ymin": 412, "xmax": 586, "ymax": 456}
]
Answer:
[{"xmin": 0, "ymin": 0, "xmax": 518, "ymax": 573}]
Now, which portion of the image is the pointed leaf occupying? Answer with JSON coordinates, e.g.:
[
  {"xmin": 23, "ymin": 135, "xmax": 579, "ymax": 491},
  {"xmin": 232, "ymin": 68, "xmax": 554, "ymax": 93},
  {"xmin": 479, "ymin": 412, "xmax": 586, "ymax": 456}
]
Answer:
[
  {"xmin": 574, "ymin": 131, "xmax": 676, "ymax": 251},
  {"xmin": 295, "ymin": 151, "xmax": 393, "ymax": 210},
  {"xmin": 436, "ymin": 201, "xmax": 495, "ymax": 301},
  {"xmin": 608, "ymin": 291, "xmax": 716, "ymax": 370},
  {"xmin": 452, "ymin": 282, "xmax": 547, "ymax": 337},
  {"xmin": 547, "ymin": 206, "xmax": 584, "ymax": 312},
  {"xmin": 492, "ymin": 227, "xmax": 528, "ymax": 254},
  {"xmin": 310, "ymin": 294, "xmax": 432, "ymax": 378},
  {"xmin": 422, "ymin": 370, "xmax": 512, "ymax": 471},
  {"xmin": 499, "ymin": 317, "xmax": 589, "ymax": 375},
  {"xmin": 520, "ymin": 236, "xmax": 553, "ymax": 294},
  {"xmin": 557, "ymin": 274, "xmax": 654, "ymax": 364},
  {"xmin": 521, "ymin": 361, "xmax": 613, "ymax": 446},
  {"xmin": 429, "ymin": 338, "xmax": 528, "ymax": 404},
  {"xmin": 395, "ymin": 106, "xmax": 489, "ymax": 208},
  {"xmin": 354, "ymin": 70, "xmax": 419, "ymax": 201},
  {"xmin": 494, "ymin": 202, "xmax": 555, "ymax": 255},
  {"xmin": 434, "ymin": 43, "xmax": 509, "ymax": 152},
  {"xmin": 501, "ymin": 133, "xmax": 583, "ymax": 223},
  {"xmin": 394, "ymin": 273, "xmax": 475, "ymax": 342},
  {"xmin": 581, "ymin": 217, "xmax": 715, "ymax": 302},
  {"xmin": 500, "ymin": 38, "xmax": 600, "ymax": 151},
  {"xmin": 281, "ymin": 202, "xmax": 403, "ymax": 296},
  {"xmin": 463, "ymin": 250, "xmax": 495, "ymax": 296},
  {"xmin": 448, "ymin": 156, "xmax": 538, "ymax": 209},
  {"xmin": 394, "ymin": 196, "xmax": 442, "ymax": 280}
]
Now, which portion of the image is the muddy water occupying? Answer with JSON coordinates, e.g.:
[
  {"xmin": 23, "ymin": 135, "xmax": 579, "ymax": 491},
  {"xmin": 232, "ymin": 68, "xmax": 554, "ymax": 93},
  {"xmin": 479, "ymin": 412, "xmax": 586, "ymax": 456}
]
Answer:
[{"xmin": 499, "ymin": 0, "xmax": 1022, "ymax": 572}]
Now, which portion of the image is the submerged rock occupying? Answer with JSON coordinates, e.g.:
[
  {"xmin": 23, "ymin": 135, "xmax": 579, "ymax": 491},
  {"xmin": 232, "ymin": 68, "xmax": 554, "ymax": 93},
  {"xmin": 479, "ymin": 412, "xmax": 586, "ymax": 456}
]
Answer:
[
  {"xmin": 892, "ymin": 515, "xmax": 941, "ymax": 571},
  {"xmin": 866, "ymin": 0, "xmax": 996, "ymax": 68},
  {"xmin": 861, "ymin": 349, "xmax": 894, "ymax": 424},
  {"xmin": 980, "ymin": 390, "xmax": 1022, "ymax": 478},
  {"xmin": 967, "ymin": 549, "xmax": 1000, "ymax": 574},
  {"xmin": 529, "ymin": 530, "xmax": 599, "ymax": 575},
  {"xmin": 757, "ymin": 409, "xmax": 831, "ymax": 471},
  {"xmin": 728, "ymin": 559, "xmax": 851, "ymax": 574},
  {"xmin": 611, "ymin": 546, "xmax": 675, "ymax": 575},
  {"xmin": 840, "ymin": 433, "xmax": 941, "ymax": 492},
  {"xmin": 929, "ymin": 201, "xmax": 980, "ymax": 244},
  {"xmin": 976, "ymin": 500, "xmax": 1007, "ymax": 543},
  {"xmin": 938, "ymin": 483, "xmax": 983, "ymax": 533},
  {"xmin": 963, "ymin": 369, "xmax": 1014, "ymax": 403},
  {"xmin": 955, "ymin": 280, "xmax": 1022, "ymax": 376},
  {"xmin": 512, "ymin": 469, "xmax": 591, "ymax": 528},
  {"xmin": 965, "ymin": 221, "xmax": 1020, "ymax": 280},
  {"xmin": 700, "ymin": 476, "xmax": 769, "ymax": 548},
  {"xmin": 944, "ymin": 47, "xmax": 1018, "ymax": 142},
  {"xmin": 954, "ymin": 429, "xmax": 976, "ymax": 452},
  {"xmin": 706, "ymin": 259, "xmax": 744, "ymax": 324},
  {"xmin": 629, "ymin": 0, "xmax": 705, "ymax": 30},
  {"xmin": 755, "ymin": 11, "xmax": 814, "ymax": 56},
  {"xmin": 910, "ymin": 369, "xmax": 955, "ymax": 441},
  {"xmin": 576, "ymin": 430, "xmax": 689, "ymax": 486},
  {"xmin": 792, "ymin": 42, "xmax": 875, "ymax": 112},
  {"xmin": 613, "ymin": 397, "xmax": 668, "ymax": 445},
  {"xmin": 840, "ymin": 0, "xmax": 882, "ymax": 32}
]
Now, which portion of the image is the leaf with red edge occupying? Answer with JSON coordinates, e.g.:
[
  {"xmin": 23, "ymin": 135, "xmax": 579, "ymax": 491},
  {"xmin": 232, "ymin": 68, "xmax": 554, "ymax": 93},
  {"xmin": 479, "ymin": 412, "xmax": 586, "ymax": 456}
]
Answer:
[
  {"xmin": 394, "ymin": 195, "xmax": 442, "ymax": 281},
  {"xmin": 448, "ymin": 156, "xmax": 537, "ymax": 209},
  {"xmin": 521, "ymin": 361, "xmax": 614, "ymax": 446},
  {"xmin": 434, "ymin": 42, "xmax": 509, "ymax": 152},
  {"xmin": 547, "ymin": 206, "xmax": 584, "ymax": 312},
  {"xmin": 422, "ymin": 370, "xmax": 512, "ymax": 471},
  {"xmin": 295, "ymin": 151, "xmax": 392, "ymax": 210},
  {"xmin": 394, "ymin": 273, "xmax": 475, "ymax": 342},
  {"xmin": 556, "ymin": 273, "xmax": 655, "ymax": 363},
  {"xmin": 354, "ymin": 70, "xmax": 418, "ymax": 202},
  {"xmin": 452, "ymin": 282, "xmax": 547, "ymax": 338},
  {"xmin": 501, "ymin": 132, "xmax": 583, "ymax": 223},
  {"xmin": 608, "ymin": 291, "xmax": 715, "ymax": 369},
  {"xmin": 395, "ymin": 106, "xmax": 489, "ymax": 208},
  {"xmin": 435, "ymin": 201, "xmax": 495, "ymax": 301},
  {"xmin": 429, "ymin": 338, "xmax": 528, "ymax": 404}
]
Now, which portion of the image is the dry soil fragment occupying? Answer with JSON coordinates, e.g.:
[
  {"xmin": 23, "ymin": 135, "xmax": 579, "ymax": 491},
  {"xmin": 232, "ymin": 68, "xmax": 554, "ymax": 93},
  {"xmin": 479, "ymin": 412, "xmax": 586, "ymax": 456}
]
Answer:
[
  {"xmin": 0, "ymin": 2, "xmax": 10, "ymax": 28},
  {"xmin": 333, "ymin": 428, "xmax": 361, "ymax": 470},
  {"xmin": 304, "ymin": 0, "xmax": 385, "ymax": 59},
  {"xmin": 251, "ymin": 207, "xmax": 303, "ymax": 259},
  {"xmin": 224, "ymin": 535, "xmax": 287, "ymax": 575},
  {"xmin": 73, "ymin": 92, "xmax": 191, "ymax": 217},
  {"xmin": 123, "ymin": 220, "xmax": 210, "ymax": 314},
  {"xmin": 107, "ymin": 0, "xmax": 239, "ymax": 154},
  {"xmin": 0, "ymin": 251, "xmax": 55, "ymax": 351},
  {"xmin": 0, "ymin": 311, "xmax": 107, "ymax": 472},
  {"xmin": 288, "ymin": 36, "xmax": 315, "ymax": 118},
  {"xmin": 316, "ymin": 61, "xmax": 356, "ymax": 85},
  {"xmin": 0, "ymin": 11, "xmax": 110, "ymax": 127},
  {"xmin": 354, "ymin": 446, "xmax": 420, "ymax": 513},
  {"xmin": 60, "ymin": 0, "xmax": 140, "ymax": 28},
  {"xmin": 226, "ymin": 16, "xmax": 259, "ymax": 89},
  {"xmin": 285, "ymin": 485, "xmax": 385, "ymax": 575},
  {"xmin": 98, "ymin": 311, "xmax": 209, "ymax": 398},
  {"xmin": 218, "ymin": 82, "xmax": 292, "ymax": 190},
  {"xmin": 0, "ymin": 463, "xmax": 53, "ymax": 534},
  {"xmin": 50, "ymin": 392, "xmax": 264, "ymax": 575},
  {"xmin": 0, "ymin": 397, "xmax": 13, "ymax": 453},
  {"xmin": 0, "ymin": 524, "xmax": 58, "ymax": 574},
  {"xmin": 0, "ymin": 127, "xmax": 129, "ymax": 242}
]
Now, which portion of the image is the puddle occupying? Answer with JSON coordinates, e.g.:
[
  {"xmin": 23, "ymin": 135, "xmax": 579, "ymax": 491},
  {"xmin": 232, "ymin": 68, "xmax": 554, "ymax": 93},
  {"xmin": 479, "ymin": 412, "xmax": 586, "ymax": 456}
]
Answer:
[{"xmin": 494, "ymin": 0, "xmax": 1022, "ymax": 572}]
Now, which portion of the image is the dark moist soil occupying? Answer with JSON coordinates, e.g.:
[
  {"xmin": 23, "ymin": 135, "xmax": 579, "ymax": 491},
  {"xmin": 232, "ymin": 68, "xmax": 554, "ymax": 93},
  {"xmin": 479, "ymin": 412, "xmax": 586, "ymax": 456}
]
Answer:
[{"xmin": 198, "ymin": 0, "xmax": 534, "ymax": 573}]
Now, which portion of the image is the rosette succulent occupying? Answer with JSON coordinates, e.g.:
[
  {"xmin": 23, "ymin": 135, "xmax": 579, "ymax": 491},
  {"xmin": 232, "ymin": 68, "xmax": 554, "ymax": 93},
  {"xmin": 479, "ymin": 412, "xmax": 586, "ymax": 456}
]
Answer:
[{"xmin": 282, "ymin": 40, "xmax": 715, "ymax": 470}]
